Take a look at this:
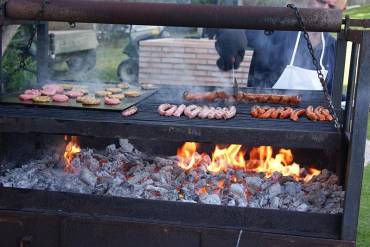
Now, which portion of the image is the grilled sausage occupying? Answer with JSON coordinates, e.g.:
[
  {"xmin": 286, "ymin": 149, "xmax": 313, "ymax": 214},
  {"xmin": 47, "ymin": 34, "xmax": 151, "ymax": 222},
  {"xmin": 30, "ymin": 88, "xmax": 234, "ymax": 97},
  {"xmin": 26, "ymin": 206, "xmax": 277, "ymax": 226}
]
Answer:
[
  {"xmin": 164, "ymin": 105, "xmax": 178, "ymax": 116},
  {"xmin": 198, "ymin": 106, "xmax": 211, "ymax": 119},
  {"xmin": 279, "ymin": 107, "xmax": 294, "ymax": 119},
  {"xmin": 251, "ymin": 105, "xmax": 260, "ymax": 118},
  {"xmin": 158, "ymin": 104, "xmax": 172, "ymax": 116},
  {"xmin": 215, "ymin": 107, "xmax": 225, "ymax": 119},
  {"xmin": 290, "ymin": 109, "xmax": 306, "ymax": 122},
  {"xmin": 321, "ymin": 108, "xmax": 334, "ymax": 121},
  {"xmin": 224, "ymin": 106, "xmax": 237, "ymax": 120},
  {"xmin": 306, "ymin": 106, "xmax": 318, "ymax": 121},
  {"xmin": 189, "ymin": 106, "xmax": 202, "ymax": 119},
  {"xmin": 122, "ymin": 106, "xmax": 138, "ymax": 117},
  {"xmin": 173, "ymin": 104, "xmax": 186, "ymax": 117},
  {"xmin": 314, "ymin": 106, "xmax": 326, "ymax": 121},
  {"xmin": 260, "ymin": 107, "xmax": 275, "ymax": 119},
  {"xmin": 207, "ymin": 107, "xmax": 216, "ymax": 119},
  {"xmin": 270, "ymin": 107, "xmax": 284, "ymax": 119}
]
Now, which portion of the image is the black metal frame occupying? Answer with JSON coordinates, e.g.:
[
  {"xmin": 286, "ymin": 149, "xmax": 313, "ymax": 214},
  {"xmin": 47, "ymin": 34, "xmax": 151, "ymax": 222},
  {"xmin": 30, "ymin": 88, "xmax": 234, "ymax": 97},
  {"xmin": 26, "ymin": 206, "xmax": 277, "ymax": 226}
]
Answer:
[{"xmin": 0, "ymin": 1, "xmax": 369, "ymax": 245}]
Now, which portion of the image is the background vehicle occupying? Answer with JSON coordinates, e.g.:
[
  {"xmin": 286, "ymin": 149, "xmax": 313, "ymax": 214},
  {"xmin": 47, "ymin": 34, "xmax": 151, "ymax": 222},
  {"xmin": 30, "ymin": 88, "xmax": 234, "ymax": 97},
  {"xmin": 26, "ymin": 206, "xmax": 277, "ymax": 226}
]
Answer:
[{"xmin": 117, "ymin": 25, "xmax": 169, "ymax": 83}]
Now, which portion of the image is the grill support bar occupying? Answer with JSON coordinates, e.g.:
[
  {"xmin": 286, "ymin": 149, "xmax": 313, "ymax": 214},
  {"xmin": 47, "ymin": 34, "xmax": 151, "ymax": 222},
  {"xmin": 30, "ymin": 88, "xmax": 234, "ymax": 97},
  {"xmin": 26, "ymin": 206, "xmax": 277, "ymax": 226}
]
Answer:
[
  {"xmin": 341, "ymin": 30, "xmax": 370, "ymax": 241},
  {"xmin": 4, "ymin": 0, "xmax": 342, "ymax": 32}
]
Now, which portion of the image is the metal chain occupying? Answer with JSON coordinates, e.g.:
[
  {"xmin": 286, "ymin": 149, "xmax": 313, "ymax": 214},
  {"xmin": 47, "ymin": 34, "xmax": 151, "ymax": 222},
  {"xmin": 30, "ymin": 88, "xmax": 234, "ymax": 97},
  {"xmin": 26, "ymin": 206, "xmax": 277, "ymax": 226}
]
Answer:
[
  {"xmin": 15, "ymin": 0, "xmax": 49, "ymax": 72},
  {"xmin": 287, "ymin": 4, "xmax": 342, "ymax": 129}
]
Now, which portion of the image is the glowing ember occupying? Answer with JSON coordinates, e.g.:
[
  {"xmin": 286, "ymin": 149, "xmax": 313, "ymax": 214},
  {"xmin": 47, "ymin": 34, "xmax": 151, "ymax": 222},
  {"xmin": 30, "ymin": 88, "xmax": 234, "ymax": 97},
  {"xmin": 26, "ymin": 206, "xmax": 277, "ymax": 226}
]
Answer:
[
  {"xmin": 176, "ymin": 142, "xmax": 320, "ymax": 182},
  {"xmin": 63, "ymin": 136, "xmax": 81, "ymax": 173}
]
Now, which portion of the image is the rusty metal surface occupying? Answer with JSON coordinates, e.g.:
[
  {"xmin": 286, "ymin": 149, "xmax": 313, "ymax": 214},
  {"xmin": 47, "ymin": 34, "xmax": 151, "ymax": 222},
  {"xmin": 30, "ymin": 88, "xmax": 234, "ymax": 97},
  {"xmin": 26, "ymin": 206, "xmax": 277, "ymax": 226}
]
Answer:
[{"xmin": 5, "ymin": 0, "xmax": 342, "ymax": 32}]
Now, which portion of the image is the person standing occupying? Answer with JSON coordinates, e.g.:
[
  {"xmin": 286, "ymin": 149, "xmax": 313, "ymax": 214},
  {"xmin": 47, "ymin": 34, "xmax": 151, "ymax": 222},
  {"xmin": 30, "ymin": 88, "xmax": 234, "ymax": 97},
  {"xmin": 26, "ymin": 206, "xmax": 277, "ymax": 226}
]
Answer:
[{"xmin": 212, "ymin": 0, "xmax": 347, "ymax": 92}]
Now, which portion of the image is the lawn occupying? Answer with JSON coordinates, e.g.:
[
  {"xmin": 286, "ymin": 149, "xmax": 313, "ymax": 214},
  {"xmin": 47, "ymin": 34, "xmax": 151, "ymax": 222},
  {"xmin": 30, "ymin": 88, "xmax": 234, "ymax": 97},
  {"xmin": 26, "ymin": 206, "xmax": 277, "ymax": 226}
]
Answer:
[
  {"xmin": 52, "ymin": 39, "xmax": 126, "ymax": 83},
  {"xmin": 358, "ymin": 165, "xmax": 370, "ymax": 247},
  {"xmin": 345, "ymin": 4, "xmax": 370, "ymax": 19}
]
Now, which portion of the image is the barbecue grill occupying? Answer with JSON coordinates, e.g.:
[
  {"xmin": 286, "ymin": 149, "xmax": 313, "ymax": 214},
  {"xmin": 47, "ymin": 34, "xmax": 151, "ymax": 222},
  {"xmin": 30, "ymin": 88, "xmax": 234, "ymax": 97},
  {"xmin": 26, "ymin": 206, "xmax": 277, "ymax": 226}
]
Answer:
[{"xmin": 0, "ymin": 0, "xmax": 369, "ymax": 246}]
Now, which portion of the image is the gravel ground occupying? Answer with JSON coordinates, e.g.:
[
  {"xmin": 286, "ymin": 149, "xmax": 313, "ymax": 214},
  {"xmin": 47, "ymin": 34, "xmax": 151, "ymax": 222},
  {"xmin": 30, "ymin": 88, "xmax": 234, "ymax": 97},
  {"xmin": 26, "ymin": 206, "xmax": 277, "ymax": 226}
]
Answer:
[{"xmin": 365, "ymin": 140, "xmax": 370, "ymax": 167}]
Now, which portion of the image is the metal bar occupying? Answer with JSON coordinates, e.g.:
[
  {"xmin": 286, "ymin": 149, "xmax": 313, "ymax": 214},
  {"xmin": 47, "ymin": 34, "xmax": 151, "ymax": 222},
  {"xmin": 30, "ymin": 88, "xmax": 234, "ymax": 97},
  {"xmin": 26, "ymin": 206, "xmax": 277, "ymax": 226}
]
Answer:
[
  {"xmin": 0, "ymin": 3, "xmax": 4, "ymax": 93},
  {"xmin": 332, "ymin": 31, "xmax": 346, "ymax": 110},
  {"xmin": 348, "ymin": 19, "xmax": 370, "ymax": 28},
  {"xmin": 0, "ymin": 25, "xmax": 3, "ymax": 93},
  {"xmin": 341, "ymin": 31, "xmax": 370, "ymax": 241},
  {"xmin": 36, "ymin": 22, "xmax": 48, "ymax": 85},
  {"xmin": 343, "ymin": 43, "xmax": 360, "ymax": 135},
  {"xmin": 0, "ymin": 187, "xmax": 342, "ymax": 239},
  {"xmin": 4, "ymin": 0, "xmax": 342, "ymax": 32}
]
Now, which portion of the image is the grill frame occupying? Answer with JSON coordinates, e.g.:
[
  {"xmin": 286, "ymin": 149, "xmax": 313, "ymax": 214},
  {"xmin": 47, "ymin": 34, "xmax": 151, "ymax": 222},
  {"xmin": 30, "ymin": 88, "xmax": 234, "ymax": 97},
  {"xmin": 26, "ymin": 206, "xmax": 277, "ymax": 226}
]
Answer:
[{"xmin": 0, "ymin": 1, "xmax": 369, "ymax": 246}]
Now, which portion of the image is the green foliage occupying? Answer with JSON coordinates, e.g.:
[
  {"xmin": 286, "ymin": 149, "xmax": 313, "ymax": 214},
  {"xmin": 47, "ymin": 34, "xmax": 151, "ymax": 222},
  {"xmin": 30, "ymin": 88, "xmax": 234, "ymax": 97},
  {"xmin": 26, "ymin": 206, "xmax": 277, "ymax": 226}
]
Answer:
[
  {"xmin": 358, "ymin": 166, "xmax": 370, "ymax": 247},
  {"xmin": 2, "ymin": 25, "xmax": 36, "ymax": 92}
]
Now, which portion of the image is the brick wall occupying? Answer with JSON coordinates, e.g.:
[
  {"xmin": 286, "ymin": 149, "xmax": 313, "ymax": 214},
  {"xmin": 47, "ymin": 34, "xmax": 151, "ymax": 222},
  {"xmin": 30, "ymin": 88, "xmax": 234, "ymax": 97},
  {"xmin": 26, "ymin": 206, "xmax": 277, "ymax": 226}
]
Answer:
[{"xmin": 139, "ymin": 38, "xmax": 253, "ymax": 88}]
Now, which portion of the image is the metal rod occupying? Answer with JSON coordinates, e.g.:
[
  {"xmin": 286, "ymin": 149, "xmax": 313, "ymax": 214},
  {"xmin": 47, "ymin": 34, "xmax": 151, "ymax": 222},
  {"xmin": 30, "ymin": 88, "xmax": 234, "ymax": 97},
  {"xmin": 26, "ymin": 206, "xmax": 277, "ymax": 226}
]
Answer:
[
  {"xmin": 36, "ymin": 22, "xmax": 49, "ymax": 85},
  {"xmin": 332, "ymin": 31, "xmax": 346, "ymax": 110},
  {"xmin": 5, "ymin": 0, "xmax": 342, "ymax": 32}
]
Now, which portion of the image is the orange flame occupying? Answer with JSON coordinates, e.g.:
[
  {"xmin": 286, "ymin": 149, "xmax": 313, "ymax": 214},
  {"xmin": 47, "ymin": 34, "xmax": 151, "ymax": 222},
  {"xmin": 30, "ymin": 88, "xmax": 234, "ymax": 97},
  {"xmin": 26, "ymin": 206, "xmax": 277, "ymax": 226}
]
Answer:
[
  {"xmin": 177, "ymin": 142, "xmax": 199, "ymax": 170},
  {"xmin": 64, "ymin": 136, "xmax": 81, "ymax": 173},
  {"xmin": 176, "ymin": 142, "xmax": 320, "ymax": 182}
]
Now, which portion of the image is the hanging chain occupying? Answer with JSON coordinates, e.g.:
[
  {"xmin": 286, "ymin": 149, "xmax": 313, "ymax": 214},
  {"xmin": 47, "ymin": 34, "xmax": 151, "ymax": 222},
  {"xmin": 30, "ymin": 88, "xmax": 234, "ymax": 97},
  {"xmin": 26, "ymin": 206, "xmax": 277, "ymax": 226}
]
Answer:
[
  {"xmin": 15, "ymin": 0, "xmax": 49, "ymax": 72},
  {"xmin": 287, "ymin": 4, "xmax": 342, "ymax": 130}
]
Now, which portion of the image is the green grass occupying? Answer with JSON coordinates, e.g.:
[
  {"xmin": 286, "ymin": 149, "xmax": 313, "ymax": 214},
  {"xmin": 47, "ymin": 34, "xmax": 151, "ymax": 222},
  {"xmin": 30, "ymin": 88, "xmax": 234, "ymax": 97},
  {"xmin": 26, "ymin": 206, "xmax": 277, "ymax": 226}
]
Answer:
[
  {"xmin": 52, "ymin": 40, "xmax": 126, "ymax": 83},
  {"xmin": 345, "ymin": 4, "xmax": 370, "ymax": 19},
  {"xmin": 358, "ymin": 166, "xmax": 370, "ymax": 247}
]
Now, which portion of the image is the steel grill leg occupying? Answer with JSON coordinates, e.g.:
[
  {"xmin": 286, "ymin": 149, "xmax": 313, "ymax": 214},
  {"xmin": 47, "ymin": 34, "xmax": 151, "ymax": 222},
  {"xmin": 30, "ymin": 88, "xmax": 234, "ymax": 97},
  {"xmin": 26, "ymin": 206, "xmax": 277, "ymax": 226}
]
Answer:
[{"xmin": 341, "ymin": 31, "xmax": 370, "ymax": 241}]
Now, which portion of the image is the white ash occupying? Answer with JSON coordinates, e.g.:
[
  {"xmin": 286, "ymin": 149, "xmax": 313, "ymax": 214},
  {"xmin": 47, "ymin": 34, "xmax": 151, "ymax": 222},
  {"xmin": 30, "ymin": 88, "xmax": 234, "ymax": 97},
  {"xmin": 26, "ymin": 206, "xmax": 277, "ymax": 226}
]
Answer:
[{"xmin": 0, "ymin": 139, "xmax": 345, "ymax": 214}]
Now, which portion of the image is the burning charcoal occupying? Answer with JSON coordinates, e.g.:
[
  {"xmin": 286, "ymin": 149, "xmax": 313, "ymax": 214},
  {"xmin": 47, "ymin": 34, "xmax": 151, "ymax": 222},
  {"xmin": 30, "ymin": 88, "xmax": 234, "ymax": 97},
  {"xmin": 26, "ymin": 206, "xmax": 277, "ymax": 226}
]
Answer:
[
  {"xmin": 144, "ymin": 185, "xmax": 169, "ymax": 199},
  {"xmin": 284, "ymin": 182, "xmax": 301, "ymax": 197},
  {"xmin": 107, "ymin": 182, "xmax": 133, "ymax": 197},
  {"xmin": 71, "ymin": 157, "xmax": 82, "ymax": 171},
  {"xmin": 270, "ymin": 197, "xmax": 281, "ymax": 209},
  {"xmin": 296, "ymin": 203, "xmax": 309, "ymax": 212},
  {"xmin": 199, "ymin": 194, "xmax": 221, "ymax": 205},
  {"xmin": 227, "ymin": 198, "xmax": 236, "ymax": 206},
  {"xmin": 268, "ymin": 183, "xmax": 282, "ymax": 198},
  {"xmin": 175, "ymin": 172, "xmax": 186, "ymax": 184},
  {"xmin": 127, "ymin": 172, "xmax": 150, "ymax": 185},
  {"xmin": 271, "ymin": 171, "xmax": 282, "ymax": 182},
  {"xmin": 326, "ymin": 175, "xmax": 339, "ymax": 185},
  {"xmin": 119, "ymin": 139, "xmax": 135, "ymax": 153},
  {"xmin": 245, "ymin": 176, "xmax": 263, "ymax": 188},
  {"xmin": 317, "ymin": 169, "xmax": 331, "ymax": 182},
  {"xmin": 80, "ymin": 168, "xmax": 97, "ymax": 187},
  {"xmin": 237, "ymin": 198, "xmax": 248, "ymax": 207},
  {"xmin": 154, "ymin": 157, "xmax": 175, "ymax": 167},
  {"xmin": 258, "ymin": 196, "xmax": 268, "ymax": 207},
  {"xmin": 83, "ymin": 157, "xmax": 100, "ymax": 172},
  {"xmin": 141, "ymin": 178, "xmax": 154, "ymax": 186},
  {"xmin": 159, "ymin": 171, "xmax": 172, "ymax": 184},
  {"xmin": 307, "ymin": 191, "xmax": 327, "ymax": 207},
  {"xmin": 303, "ymin": 181, "xmax": 321, "ymax": 192},
  {"xmin": 230, "ymin": 183, "xmax": 245, "ymax": 198},
  {"xmin": 151, "ymin": 173, "xmax": 161, "ymax": 182},
  {"xmin": 195, "ymin": 179, "xmax": 207, "ymax": 189},
  {"xmin": 105, "ymin": 144, "xmax": 117, "ymax": 156}
]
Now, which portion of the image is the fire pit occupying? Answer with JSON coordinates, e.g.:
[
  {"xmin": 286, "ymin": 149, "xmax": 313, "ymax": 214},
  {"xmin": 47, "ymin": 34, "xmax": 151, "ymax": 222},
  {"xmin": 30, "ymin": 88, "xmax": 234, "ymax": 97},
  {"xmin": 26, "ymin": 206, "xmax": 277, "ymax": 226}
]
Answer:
[
  {"xmin": 0, "ymin": 0, "xmax": 369, "ymax": 246},
  {"xmin": 0, "ymin": 137, "xmax": 344, "ymax": 214}
]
